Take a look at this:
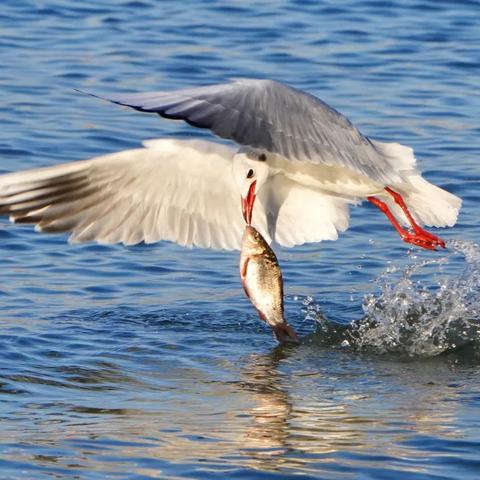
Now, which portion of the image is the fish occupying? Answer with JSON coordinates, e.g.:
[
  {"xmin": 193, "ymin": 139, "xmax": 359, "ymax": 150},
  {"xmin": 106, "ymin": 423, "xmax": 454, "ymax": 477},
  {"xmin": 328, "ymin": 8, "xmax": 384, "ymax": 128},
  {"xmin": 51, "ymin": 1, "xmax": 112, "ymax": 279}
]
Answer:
[{"xmin": 239, "ymin": 225, "xmax": 299, "ymax": 344}]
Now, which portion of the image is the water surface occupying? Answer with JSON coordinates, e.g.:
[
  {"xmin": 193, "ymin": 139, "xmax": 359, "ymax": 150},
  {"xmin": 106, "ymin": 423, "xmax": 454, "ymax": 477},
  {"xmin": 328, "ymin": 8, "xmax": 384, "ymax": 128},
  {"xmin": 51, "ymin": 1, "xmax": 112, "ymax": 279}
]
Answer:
[{"xmin": 0, "ymin": 1, "xmax": 480, "ymax": 478}]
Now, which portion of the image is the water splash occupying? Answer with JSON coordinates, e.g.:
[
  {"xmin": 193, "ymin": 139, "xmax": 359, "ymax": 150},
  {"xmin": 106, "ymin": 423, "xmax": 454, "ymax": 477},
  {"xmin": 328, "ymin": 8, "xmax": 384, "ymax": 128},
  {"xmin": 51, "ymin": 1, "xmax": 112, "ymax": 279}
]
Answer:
[{"xmin": 306, "ymin": 241, "xmax": 480, "ymax": 358}]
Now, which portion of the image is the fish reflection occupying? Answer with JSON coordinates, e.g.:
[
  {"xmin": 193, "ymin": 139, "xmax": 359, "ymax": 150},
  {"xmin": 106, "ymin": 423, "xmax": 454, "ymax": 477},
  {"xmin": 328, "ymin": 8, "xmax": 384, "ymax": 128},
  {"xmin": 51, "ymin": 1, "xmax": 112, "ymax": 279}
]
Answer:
[
  {"xmin": 237, "ymin": 347, "xmax": 365, "ymax": 471},
  {"xmin": 239, "ymin": 349, "xmax": 292, "ymax": 458},
  {"xmin": 234, "ymin": 344, "xmax": 466, "ymax": 472}
]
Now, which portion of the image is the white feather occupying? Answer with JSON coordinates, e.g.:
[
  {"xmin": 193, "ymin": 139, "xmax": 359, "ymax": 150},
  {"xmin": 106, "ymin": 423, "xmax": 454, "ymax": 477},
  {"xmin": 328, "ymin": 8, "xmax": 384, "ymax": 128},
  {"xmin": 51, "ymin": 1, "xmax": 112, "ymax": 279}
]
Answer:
[
  {"xmin": 387, "ymin": 174, "xmax": 461, "ymax": 227},
  {"xmin": 255, "ymin": 175, "xmax": 350, "ymax": 247},
  {"xmin": 373, "ymin": 140, "xmax": 461, "ymax": 227},
  {"xmin": 0, "ymin": 139, "xmax": 241, "ymax": 249},
  {"xmin": 371, "ymin": 139, "xmax": 417, "ymax": 173},
  {"xmin": 0, "ymin": 138, "xmax": 352, "ymax": 250}
]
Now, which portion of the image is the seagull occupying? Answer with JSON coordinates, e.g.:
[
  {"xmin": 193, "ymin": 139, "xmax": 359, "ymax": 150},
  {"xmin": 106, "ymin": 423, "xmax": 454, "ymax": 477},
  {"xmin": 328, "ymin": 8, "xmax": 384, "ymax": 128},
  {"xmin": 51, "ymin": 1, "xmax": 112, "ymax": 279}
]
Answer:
[{"xmin": 0, "ymin": 79, "xmax": 461, "ymax": 251}]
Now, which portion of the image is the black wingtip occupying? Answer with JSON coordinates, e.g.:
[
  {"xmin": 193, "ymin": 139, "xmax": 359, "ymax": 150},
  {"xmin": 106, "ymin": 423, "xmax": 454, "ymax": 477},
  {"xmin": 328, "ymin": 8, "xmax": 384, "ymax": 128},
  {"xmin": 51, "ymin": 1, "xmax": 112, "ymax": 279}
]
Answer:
[
  {"xmin": 73, "ymin": 88, "xmax": 149, "ymax": 113},
  {"xmin": 73, "ymin": 88, "xmax": 111, "ymax": 103}
]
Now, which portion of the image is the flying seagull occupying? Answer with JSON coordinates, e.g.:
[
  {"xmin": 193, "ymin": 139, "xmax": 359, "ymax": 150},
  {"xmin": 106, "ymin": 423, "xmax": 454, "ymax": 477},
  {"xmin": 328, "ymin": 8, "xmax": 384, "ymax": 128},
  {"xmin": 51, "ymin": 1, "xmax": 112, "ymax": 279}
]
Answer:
[{"xmin": 0, "ymin": 79, "xmax": 460, "ymax": 250}]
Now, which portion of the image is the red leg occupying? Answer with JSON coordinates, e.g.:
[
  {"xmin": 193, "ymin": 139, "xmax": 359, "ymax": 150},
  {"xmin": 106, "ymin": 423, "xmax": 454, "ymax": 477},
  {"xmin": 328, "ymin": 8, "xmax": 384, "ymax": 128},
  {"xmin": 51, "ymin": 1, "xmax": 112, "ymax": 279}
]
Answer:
[
  {"xmin": 385, "ymin": 187, "xmax": 446, "ymax": 249},
  {"xmin": 367, "ymin": 196, "xmax": 439, "ymax": 251}
]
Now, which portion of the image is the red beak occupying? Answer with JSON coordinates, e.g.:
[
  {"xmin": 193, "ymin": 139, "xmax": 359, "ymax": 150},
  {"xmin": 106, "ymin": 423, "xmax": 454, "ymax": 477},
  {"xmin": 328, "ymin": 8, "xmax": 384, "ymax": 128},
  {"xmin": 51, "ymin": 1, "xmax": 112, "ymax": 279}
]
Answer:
[{"xmin": 241, "ymin": 181, "xmax": 257, "ymax": 225}]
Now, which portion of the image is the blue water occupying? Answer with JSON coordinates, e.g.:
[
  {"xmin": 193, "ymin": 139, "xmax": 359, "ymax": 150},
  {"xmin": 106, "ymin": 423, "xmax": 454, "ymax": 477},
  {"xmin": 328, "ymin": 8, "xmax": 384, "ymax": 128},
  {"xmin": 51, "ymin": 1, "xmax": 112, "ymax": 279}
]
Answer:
[{"xmin": 1, "ymin": 1, "xmax": 480, "ymax": 478}]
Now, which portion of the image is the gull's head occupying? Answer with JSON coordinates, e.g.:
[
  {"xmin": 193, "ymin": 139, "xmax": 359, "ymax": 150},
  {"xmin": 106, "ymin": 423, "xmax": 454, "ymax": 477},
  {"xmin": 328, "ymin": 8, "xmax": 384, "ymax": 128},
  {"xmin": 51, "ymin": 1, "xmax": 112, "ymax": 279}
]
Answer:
[{"xmin": 233, "ymin": 148, "xmax": 270, "ymax": 225}]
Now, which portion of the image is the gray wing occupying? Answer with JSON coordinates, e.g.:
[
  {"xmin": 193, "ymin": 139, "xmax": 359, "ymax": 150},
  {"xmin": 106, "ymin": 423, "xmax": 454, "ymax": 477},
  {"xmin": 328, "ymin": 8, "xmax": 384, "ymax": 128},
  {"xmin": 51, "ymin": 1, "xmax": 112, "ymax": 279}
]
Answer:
[{"xmin": 88, "ymin": 79, "xmax": 398, "ymax": 183}]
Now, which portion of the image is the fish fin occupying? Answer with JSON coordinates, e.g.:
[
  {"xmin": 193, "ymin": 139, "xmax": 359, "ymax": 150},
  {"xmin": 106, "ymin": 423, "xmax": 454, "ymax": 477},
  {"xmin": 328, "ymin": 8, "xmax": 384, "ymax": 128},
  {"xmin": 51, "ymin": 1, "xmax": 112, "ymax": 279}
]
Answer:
[
  {"xmin": 240, "ymin": 256, "xmax": 249, "ymax": 281},
  {"xmin": 257, "ymin": 310, "xmax": 267, "ymax": 323},
  {"xmin": 240, "ymin": 257, "xmax": 251, "ymax": 299}
]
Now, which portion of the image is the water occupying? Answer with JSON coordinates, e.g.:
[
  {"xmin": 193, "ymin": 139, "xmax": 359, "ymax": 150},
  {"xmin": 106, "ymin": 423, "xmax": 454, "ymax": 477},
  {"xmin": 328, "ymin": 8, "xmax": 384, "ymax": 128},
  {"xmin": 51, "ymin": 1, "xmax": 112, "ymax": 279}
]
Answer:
[
  {"xmin": 309, "ymin": 240, "xmax": 480, "ymax": 358},
  {"xmin": 0, "ymin": 0, "xmax": 480, "ymax": 478}
]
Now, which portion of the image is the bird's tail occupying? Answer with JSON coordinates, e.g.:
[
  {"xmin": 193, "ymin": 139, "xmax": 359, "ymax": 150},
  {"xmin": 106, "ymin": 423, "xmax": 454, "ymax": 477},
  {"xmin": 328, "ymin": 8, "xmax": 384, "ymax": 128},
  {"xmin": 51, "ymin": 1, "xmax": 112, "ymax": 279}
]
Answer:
[
  {"xmin": 372, "ymin": 139, "xmax": 461, "ymax": 227},
  {"xmin": 392, "ymin": 175, "xmax": 461, "ymax": 228}
]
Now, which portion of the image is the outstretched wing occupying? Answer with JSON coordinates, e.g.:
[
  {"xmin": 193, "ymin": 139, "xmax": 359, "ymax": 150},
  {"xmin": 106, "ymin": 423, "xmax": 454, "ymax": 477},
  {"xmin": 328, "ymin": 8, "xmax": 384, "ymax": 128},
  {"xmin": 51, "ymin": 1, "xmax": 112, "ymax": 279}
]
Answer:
[
  {"xmin": 0, "ymin": 139, "xmax": 244, "ymax": 249},
  {"xmin": 0, "ymin": 138, "xmax": 352, "ymax": 250},
  {"xmin": 86, "ymin": 79, "xmax": 399, "ymax": 184}
]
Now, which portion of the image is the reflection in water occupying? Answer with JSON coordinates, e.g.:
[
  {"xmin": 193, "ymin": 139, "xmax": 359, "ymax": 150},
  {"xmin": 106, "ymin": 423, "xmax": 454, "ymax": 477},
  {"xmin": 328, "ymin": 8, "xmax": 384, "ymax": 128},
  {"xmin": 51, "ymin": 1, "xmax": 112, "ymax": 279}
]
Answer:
[
  {"xmin": 231, "ymin": 346, "xmax": 465, "ymax": 473},
  {"xmin": 0, "ymin": 325, "xmax": 474, "ymax": 477},
  {"xmin": 0, "ymin": 0, "xmax": 478, "ymax": 476},
  {"xmin": 0, "ymin": 280, "xmax": 476, "ymax": 478},
  {"xmin": 240, "ymin": 350, "xmax": 292, "ymax": 463}
]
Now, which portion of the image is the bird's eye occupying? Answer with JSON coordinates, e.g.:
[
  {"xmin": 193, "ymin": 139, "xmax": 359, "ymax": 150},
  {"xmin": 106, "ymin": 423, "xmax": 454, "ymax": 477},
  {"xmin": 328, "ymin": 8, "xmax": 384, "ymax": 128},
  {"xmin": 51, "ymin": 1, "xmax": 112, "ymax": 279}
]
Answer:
[
  {"xmin": 246, "ymin": 169, "xmax": 255, "ymax": 179},
  {"xmin": 258, "ymin": 153, "xmax": 267, "ymax": 161}
]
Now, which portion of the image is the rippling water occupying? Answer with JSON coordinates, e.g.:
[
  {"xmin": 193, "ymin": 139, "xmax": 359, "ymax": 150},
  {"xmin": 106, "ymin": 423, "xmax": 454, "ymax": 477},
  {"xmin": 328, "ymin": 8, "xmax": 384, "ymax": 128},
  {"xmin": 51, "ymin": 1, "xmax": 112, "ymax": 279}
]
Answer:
[{"xmin": 1, "ymin": 1, "xmax": 480, "ymax": 478}]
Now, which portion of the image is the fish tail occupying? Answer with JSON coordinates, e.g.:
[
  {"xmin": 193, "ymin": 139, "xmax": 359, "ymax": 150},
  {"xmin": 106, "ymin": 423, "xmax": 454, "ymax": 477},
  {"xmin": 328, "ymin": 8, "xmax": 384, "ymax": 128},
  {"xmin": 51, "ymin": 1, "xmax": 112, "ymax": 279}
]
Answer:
[{"xmin": 272, "ymin": 323, "xmax": 299, "ymax": 344}]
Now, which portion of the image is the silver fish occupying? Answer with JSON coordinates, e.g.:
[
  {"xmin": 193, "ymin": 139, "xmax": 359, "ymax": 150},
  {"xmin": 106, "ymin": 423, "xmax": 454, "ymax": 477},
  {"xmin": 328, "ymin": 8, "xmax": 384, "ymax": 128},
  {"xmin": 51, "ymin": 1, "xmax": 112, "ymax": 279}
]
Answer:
[{"xmin": 240, "ymin": 225, "xmax": 299, "ymax": 344}]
